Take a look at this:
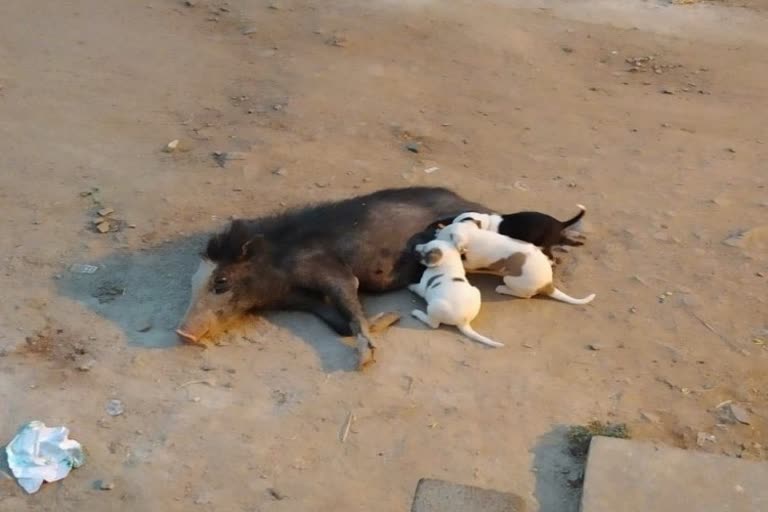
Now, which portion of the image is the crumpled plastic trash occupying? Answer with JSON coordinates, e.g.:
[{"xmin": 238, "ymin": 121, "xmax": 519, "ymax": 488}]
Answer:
[{"xmin": 5, "ymin": 420, "xmax": 85, "ymax": 494}]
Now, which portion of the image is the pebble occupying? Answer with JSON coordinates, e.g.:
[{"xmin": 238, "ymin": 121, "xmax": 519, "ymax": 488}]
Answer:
[
  {"xmin": 99, "ymin": 481, "xmax": 115, "ymax": 491},
  {"xmin": 200, "ymin": 363, "xmax": 216, "ymax": 371},
  {"xmin": 106, "ymin": 399, "xmax": 124, "ymax": 416},
  {"xmin": 640, "ymin": 411, "xmax": 660, "ymax": 424},
  {"xmin": 315, "ymin": 181, "xmax": 329, "ymax": 188},
  {"xmin": 728, "ymin": 404, "xmax": 751, "ymax": 425},
  {"xmin": 184, "ymin": 0, "xmax": 195, "ymax": 6},
  {"xmin": 242, "ymin": 26, "xmax": 258, "ymax": 35},
  {"xmin": 661, "ymin": 88, "xmax": 675, "ymax": 95},
  {"xmin": 77, "ymin": 358, "xmax": 97, "ymax": 372},
  {"xmin": 725, "ymin": 147, "xmax": 736, "ymax": 154},
  {"xmin": 272, "ymin": 167, "xmax": 287, "ymax": 176},
  {"xmin": 405, "ymin": 142, "xmax": 420, "ymax": 153},
  {"xmin": 98, "ymin": 208, "xmax": 115, "ymax": 217},
  {"xmin": 717, "ymin": 402, "xmax": 751, "ymax": 425},
  {"xmin": 696, "ymin": 432, "xmax": 716, "ymax": 447},
  {"xmin": 587, "ymin": 343, "xmax": 602, "ymax": 351},
  {"xmin": 96, "ymin": 221, "xmax": 111, "ymax": 233},
  {"xmin": 137, "ymin": 321, "xmax": 153, "ymax": 333},
  {"xmin": 268, "ymin": 488, "xmax": 286, "ymax": 500},
  {"xmin": 164, "ymin": 139, "xmax": 179, "ymax": 153}
]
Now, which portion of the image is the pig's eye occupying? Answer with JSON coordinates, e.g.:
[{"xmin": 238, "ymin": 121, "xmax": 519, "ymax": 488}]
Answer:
[{"xmin": 213, "ymin": 276, "xmax": 230, "ymax": 294}]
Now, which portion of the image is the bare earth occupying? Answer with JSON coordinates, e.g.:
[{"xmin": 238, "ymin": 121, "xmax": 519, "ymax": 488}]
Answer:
[{"xmin": 0, "ymin": 0, "xmax": 766, "ymax": 510}]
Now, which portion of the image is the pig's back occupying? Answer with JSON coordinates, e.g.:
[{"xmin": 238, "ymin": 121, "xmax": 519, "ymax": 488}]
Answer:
[{"xmin": 267, "ymin": 187, "xmax": 490, "ymax": 292}]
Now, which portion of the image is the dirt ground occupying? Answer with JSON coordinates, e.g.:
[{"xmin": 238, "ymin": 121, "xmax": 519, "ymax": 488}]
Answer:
[{"xmin": 0, "ymin": 0, "xmax": 766, "ymax": 510}]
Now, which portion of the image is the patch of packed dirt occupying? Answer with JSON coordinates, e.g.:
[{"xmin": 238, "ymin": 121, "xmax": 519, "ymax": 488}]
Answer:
[{"xmin": 0, "ymin": 0, "xmax": 766, "ymax": 511}]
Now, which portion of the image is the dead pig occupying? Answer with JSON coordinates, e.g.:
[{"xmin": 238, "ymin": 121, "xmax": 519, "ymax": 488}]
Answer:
[{"xmin": 176, "ymin": 186, "xmax": 493, "ymax": 369}]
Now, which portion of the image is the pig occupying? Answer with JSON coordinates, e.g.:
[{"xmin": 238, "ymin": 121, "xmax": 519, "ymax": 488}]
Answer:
[{"xmin": 176, "ymin": 186, "xmax": 493, "ymax": 370}]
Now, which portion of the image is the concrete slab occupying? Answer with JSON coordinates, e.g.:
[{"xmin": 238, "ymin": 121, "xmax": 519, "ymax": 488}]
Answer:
[
  {"xmin": 411, "ymin": 478, "xmax": 526, "ymax": 512},
  {"xmin": 581, "ymin": 437, "xmax": 768, "ymax": 512}
]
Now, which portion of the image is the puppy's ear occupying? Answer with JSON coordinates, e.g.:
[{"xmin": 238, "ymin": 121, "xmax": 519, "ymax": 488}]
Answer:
[
  {"xmin": 449, "ymin": 234, "xmax": 468, "ymax": 255},
  {"xmin": 459, "ymin": 217, "xmax": 481, "ymax": 229},
  {"xmin": 424, "ymin": 248, "xmax": 443, "ymax": 266}
]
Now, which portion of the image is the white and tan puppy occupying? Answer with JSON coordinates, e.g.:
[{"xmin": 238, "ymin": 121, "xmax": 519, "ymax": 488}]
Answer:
[
  {"xmin": 436, "ymin": 221, "xmax": 595, "ymax": 305},
  {"xmin": 409, "ymin": 239, "xmax": 503, "ymax": 348}
]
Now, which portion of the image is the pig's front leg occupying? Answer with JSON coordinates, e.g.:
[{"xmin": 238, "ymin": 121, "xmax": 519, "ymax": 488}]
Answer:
[
  {"xmin": 290, "ymin": 253, "xmax": 378, "ymax": 370},
  {"xmin": 278, "ymin": 289, "xmax": 353, "ymax": 336}
]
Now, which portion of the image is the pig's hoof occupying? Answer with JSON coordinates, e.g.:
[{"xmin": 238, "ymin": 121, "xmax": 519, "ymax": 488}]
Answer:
[
  {"xmin": 356, "ymin": 337, "xmax": 377, "ymax": 370},
  {"xmin": 368, "ymin": 312, "xmax": 401, "ymax": 333}
]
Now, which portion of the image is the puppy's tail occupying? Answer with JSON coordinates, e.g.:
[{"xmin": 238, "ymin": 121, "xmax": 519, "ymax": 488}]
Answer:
[
  {"xmin": 547, "ymin": 287, "xmax": 596, "ymax": 305},
  {"xmin": 457, "ymin": 324, "xmax": 504, "ymax": 348},
  {"xmin": 561, "ymin": 204, "xmax": 586, "ymax": 229}
]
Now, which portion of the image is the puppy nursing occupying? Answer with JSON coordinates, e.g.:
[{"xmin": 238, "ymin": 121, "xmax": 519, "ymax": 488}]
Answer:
[
  {"xmin": 410, "ymin": 240, "xmax": 503, "ymax": 348},
  {"xmin": 436, "ymin": 221, "xmax": 595, "ymax": 305},
  {"xmin": 451, "ymin": 205, "xmax": 586, "ymax": 261}
]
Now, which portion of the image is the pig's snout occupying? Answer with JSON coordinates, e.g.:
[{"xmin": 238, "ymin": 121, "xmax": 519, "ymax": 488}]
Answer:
[
  {"xmin": 176, "ymin": 308, "xmax": 216, "ymax": 345},
  {"xmin": 175, "ymin": 328, "xmax": 201, "ymax": 344}
]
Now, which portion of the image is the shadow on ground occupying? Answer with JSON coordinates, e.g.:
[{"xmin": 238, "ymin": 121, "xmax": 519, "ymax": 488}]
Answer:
[
  {"xmin": 530, "ymin": 425, "xmax": 584, "ymax": 512},
  {"xmin": 55, "ymin": 233, "xmax": 417, "ymax": 372}
]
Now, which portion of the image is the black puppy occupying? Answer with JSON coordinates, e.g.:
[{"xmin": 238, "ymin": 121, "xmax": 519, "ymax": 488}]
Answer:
[{"xmin": 428, "ymin": 205, "xmax": 586, "ymax": 260}]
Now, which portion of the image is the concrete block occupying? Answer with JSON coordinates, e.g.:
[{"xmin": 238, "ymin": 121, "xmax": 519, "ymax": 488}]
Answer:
[
  {"xmin": 411, "ymin": 478, "xmax": 525, "ymax": 512},
  {"xmin": 581, "ymin": 436, "xmax": 768, "ymax": 512}
]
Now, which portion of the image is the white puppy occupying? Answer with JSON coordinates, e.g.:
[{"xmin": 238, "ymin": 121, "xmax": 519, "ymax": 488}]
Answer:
[
  {"xmin": 436, "ymin": 222, "xmax": 595, "ymax": 305},
  {"xmin": 409, "ymin": 239, "xmax": 503, "ymax": 348}
]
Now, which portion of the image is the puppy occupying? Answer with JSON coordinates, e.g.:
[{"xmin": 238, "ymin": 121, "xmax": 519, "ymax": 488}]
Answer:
[
  {"xmin": 436, "ymin": 222, "xmax": 595, "ymax": 305},
  {"xmin": 432, "ymin": 205, "xmax": 586, "ymax": 260},
  {"xmin": 409, "ymin": 239, "xmax": 503, "ymax": 348}
]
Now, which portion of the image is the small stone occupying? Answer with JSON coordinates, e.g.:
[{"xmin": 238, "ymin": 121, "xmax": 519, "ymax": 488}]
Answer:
[
  {"xmin": 77, "ymin": 358, "xmax": 97, "ymax": 371},
  {"xmin": 725, "ymin": 147, "xmax": 736, "ymax": 153},
  {"xmin": 99, "ymin": 481, "xmax": 115, "ymax": 491},
  {"xmin": 194, "ymin": 494, "xmax": 212, "ymax": 505},
  {"xmin": 268, "ymin": 2, "xmax": 281, "ymax": 9},
  {"xmin": 696, "ymin": 432, "xmax": 716, "ymax": 447},
  {"xmin": 106, "ymin": 399, "xmax": 124, "ymax": 416},
  {"xmin": 96, "ymin": 221, "xmax": 111, "ymax": 233},
  {"xmin": 184, "ymin": 0, "xmax": 195, "ymax": 6},
  {"xmin": 405, "ymin": 142, "xmax": 420, "ymax": 153},
  {"xmin": 98, "ymin": 208, "xmax": 115, "ymax": 217},
  {"xmin": 717, "ymin": 402, "xmax": 751, "ymax": 425},
  {"xmin": 561, "ymin": 46, "xmax": 574, "ymax": 53},
  {"xmin": 272, "ymin": 103, "xmax": 283, "ymax": 111},
  {"xmin": 327, "ymin": 34, "xmax": 348, "ymax": 47},
  {"xmin": 164, "ymin": 139, "xmax": 179, "ymax": 152},
  {"xmin": 200, "ymin": 363, "xmax": 216, "ymax": 371},
  {"xmin": 640, "ymin": 411, "xmax": 660, "ymax": 424},
  {"xmin": 242, "ymin": 26, "xmax": 258, "ymax": 35},
  {"xmin": 191, "ymin": 396, "xmax": 201, "ymax": 403},
  {"xmin": 272, "ymin": 167, "xmax": 287, "ymax": 176},
  {"xmin": 268, "ymin": 488, "xmax": 286, "ymax": 500},
  {"xmin": 588, "ymin": 343, "xmax": 602, "ymax": 351},
  {"xmin": 315, "ymin": 181, "xmax": 329, "ymax": 188},
  {"xmin": 728, "ymin": 404, "xmax": 751, "ymax": 425},
  {"xmin": 629, "ymin": 306, "xmax": 638, "ymax": 313},
  {"xmin": 137, "ymin": 321, "xmax": 152, "ymax": 333},
  {"xmin": 661, "ymin": 88, "xmax": 675, "ymax": 95}
]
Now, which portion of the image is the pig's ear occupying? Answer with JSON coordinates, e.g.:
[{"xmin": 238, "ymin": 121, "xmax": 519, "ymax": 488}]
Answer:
[
  {"xmin": 240, "ymin": 234, "xmax": 266, "ymax": 260},
  {"xmin": 207, "ymin": 219, "xmax": 266, "ymax": 263}
]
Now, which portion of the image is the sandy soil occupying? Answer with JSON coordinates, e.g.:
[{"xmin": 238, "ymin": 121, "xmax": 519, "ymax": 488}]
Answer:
[{"xmin": 0, "ymin": 0, "xmax": 766, "ymax": 510}]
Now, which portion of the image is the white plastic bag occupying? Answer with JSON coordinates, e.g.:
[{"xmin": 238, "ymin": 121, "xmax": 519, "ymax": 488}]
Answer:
[{"xmin": 5, "ymin": 420, "xmax": 85, "ymax": 494}]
